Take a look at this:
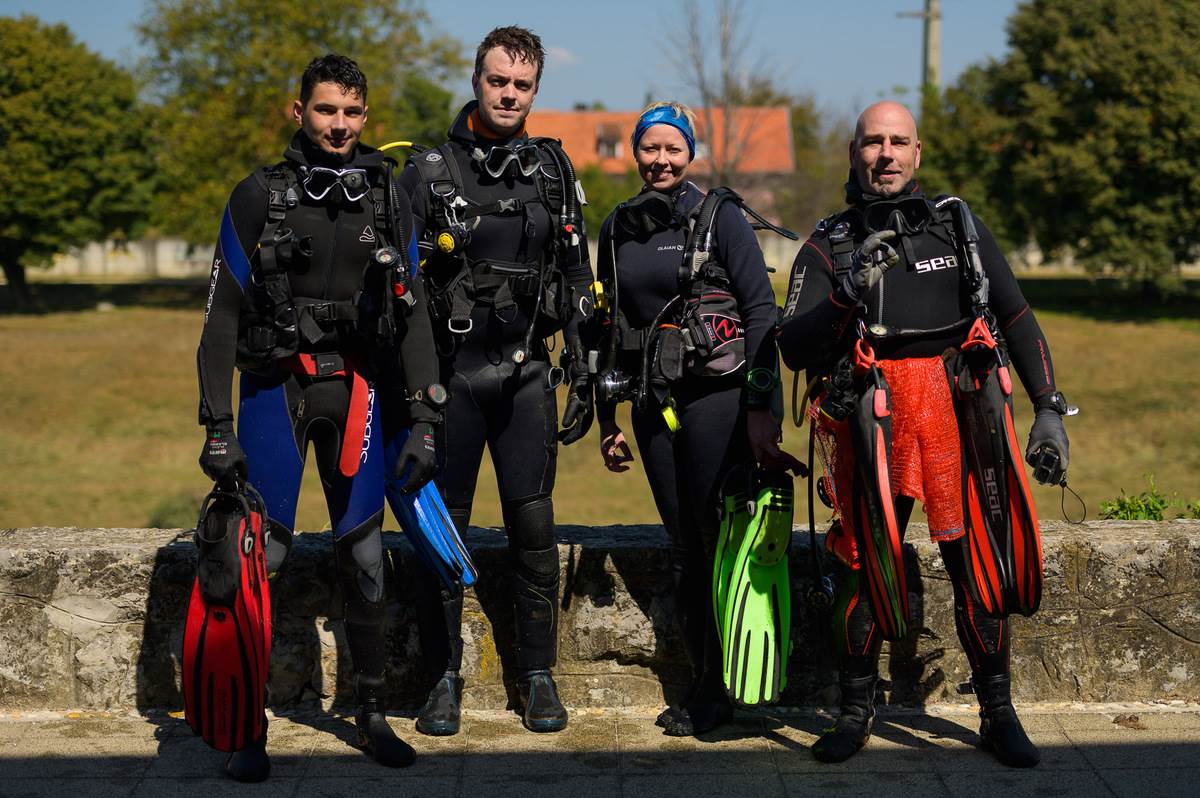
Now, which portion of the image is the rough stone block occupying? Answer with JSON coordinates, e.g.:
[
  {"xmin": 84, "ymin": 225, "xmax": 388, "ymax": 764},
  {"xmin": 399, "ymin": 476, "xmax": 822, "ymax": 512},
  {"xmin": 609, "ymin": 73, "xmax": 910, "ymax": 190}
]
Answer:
[{"xmin": 1, "ymin": 520, "xmax": 1197, "ymax": 711}]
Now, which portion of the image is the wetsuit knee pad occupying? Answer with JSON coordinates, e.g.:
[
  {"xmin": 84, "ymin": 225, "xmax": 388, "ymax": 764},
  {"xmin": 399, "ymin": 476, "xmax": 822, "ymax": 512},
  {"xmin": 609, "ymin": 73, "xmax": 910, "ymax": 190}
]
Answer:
[
  {"xmin": 264, "ymin": 519, "xmax": 294, "ymax": 575},
  {"xmin": 501, "ymin": 495, "xmax": 555, "ymax": 552},
  {"xmin": 335, "ymin": 512, "xmax": 387, "ymax": 617},
  {"xmin": 502, "ymin": 496, "xmax": 558, "ymax": 587},
  {"xmin": 940, "ymin": 540, "xmax": 1007, "ymax": 671}
]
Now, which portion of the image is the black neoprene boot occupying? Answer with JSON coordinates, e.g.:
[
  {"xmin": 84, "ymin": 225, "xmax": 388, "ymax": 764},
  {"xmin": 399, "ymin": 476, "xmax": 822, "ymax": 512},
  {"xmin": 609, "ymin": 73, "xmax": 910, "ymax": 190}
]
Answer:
[
  {"xmin": 975, "ymin": 674, "xmax": 1040, "ymax": 768},
  {"xmin": 225, "ymin": 721, "xmax": 270, "ymax": 783},
  {"xmin": 661, "ymin": 673, "xmax": 733, "ymax": 737},
  {"xmin": 416, "ymin": 672, "xmax": 463, "ymax": 736},
  {"xmin": 813, "ymin": 674, "xmax": 877, "ymax": 763},
  {"xmin": 517, "ymin": 670, "xmax": 568, "ymax": 733},
  {"xmin": 354, "ymin": 676, "xmax": 416, "ymax": 768}
]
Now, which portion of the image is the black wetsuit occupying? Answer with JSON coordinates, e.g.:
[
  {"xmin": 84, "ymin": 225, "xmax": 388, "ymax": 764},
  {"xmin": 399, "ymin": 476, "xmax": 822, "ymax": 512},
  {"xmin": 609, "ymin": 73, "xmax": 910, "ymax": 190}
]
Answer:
[
  {"xmin": 596, "ymin": 181, "xmax": 778, "ymax": 709},
  {"xmin": 776, "ymin": 181, "xmax": 1058, "ymax": 684},
  {"xmin": 197, "ymin": 131, "xmax": 439, "ymax": 713},
  {"xmin": 398, "ymin": 102, "xmax": 593, "ymax": 679}
]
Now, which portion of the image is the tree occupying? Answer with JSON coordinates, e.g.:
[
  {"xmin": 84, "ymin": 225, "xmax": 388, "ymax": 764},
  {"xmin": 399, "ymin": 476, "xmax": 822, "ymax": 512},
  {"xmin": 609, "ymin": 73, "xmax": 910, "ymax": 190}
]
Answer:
[
  {"xmin": 0, "ymin": 16, "xmax": 153, "ymax": 305},
  {"xmin": 920, "ymin": 0, "xmax": 1200, "ymax": 287},
  {"xmin": 138, "ymin": 0, "xmax": 466, "ymax": 245},
  {"xmin": 773, "ymin": 94, "xmax": 851, "ymax": 234},
  {"xmin": 577, "ymin": 165, "xmax": 645, "ymax": 241},
  {"xmin": 669, "ymin": 0, "xmax": 779, "ymax": 186}
]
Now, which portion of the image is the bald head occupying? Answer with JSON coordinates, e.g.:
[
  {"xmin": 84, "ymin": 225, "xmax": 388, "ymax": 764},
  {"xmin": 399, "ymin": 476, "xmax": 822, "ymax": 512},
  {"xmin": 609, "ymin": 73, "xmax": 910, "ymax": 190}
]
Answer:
[{"xmin": 850, "ymin": 101, "xmax": 922, "ymax": 197}]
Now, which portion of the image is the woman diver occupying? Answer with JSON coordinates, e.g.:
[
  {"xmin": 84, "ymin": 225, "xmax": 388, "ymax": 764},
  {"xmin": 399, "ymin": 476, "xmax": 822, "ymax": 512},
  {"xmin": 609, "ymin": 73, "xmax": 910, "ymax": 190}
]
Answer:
[{"xmin": 592, "ymin": 102, "xmax": 802, "ymax": 736}]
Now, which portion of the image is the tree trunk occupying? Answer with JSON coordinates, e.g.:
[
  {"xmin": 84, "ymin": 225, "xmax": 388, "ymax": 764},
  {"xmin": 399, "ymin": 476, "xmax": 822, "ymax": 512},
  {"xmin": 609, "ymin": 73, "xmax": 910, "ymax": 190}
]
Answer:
[{"xmin": 1, "ymin": 260, "xmax": 33, "ymax": 309}]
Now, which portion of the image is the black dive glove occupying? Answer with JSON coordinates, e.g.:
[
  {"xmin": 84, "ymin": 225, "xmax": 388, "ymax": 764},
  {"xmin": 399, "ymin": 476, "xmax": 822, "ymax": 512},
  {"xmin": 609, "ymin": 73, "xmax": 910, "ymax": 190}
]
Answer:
[
  {"xmin": 199, "ymin": 420, "xmax": 246, "ymax": 488},
  {"xmin": 1025, "ymin": 396, "xmax": 1070, "ymax": 486},
  {"xmin": 559, "ymin": 370, "xmax": 594, "ymax": 445},
  {"xmin": 395, "ymin": 422, "xmax": 438, "ymax": 494},
  {"xmin": 838, "ymin": 229, "xmax": 900, "ymax": 304}
]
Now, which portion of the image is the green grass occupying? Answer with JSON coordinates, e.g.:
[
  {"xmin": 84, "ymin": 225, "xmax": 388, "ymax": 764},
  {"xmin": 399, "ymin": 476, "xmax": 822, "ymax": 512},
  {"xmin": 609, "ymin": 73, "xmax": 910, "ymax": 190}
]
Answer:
[{"xmin": 1, "ymin": 278, "xmax": 1198, "ymax": 530}]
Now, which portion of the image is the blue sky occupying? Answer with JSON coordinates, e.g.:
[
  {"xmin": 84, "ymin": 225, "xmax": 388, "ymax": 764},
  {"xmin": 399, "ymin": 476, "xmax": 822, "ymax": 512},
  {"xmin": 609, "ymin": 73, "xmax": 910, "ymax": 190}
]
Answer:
[{"xmin": 5, "ymin": 0, "xmax": 1020, "ymax": 118}]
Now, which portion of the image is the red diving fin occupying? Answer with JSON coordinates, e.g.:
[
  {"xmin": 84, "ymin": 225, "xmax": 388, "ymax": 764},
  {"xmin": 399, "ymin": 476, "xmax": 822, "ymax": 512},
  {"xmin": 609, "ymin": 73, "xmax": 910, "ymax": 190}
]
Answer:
[
  {"xmin": 849, "ymin": 340, "xmax": 909, "ymax": 641},
  {"xmin": 951, "ymin": 319, "xmax": 1042, "ymax": 617},
  {"xmin": 182, "ymin": 483, "xmax": 272, "ymax": 752}
]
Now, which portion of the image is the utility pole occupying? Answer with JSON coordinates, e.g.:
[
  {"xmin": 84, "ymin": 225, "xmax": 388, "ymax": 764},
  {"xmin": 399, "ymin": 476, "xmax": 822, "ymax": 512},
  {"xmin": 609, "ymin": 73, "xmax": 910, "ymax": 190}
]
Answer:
[{"xmin": 898, "ymin": 0, "xmax": 942, "ymax": 90}]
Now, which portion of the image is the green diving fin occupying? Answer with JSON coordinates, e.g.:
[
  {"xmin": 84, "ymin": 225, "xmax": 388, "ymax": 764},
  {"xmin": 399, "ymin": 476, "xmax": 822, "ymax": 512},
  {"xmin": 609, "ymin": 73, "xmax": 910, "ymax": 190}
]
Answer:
[
  {"xmin": 713, "ymin": 473, "xmax": 753, "ymax": 634},
  {"xmin": 719, "ymin": 470, "xmax": 794, "ymax": 707}
]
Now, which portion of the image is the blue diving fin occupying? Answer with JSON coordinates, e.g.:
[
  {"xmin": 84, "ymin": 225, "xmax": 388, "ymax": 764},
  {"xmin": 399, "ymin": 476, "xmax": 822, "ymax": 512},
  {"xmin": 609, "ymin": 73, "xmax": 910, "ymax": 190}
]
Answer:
[{"xmin": 386, "ymin": 428, "xmax": 479, "ymax": 594}]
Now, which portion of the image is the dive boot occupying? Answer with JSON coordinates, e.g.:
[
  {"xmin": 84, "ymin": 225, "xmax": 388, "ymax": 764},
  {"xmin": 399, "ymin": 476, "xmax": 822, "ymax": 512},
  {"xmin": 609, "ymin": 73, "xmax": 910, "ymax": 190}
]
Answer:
[
  {"xmin": 975, "ymin": 674, "xmax": 1040, "ymax": 768},
  {"xmin": 225, "ymin": 724, "xmax": 270, "ymax": 783},
  {"xmin": 662, "ymin": 670, "xmax": 733, "ymax": 737},
  {"xmin": 517, "ymin": 670, "xmax": 568, "ymax": 733},
  {"xmin": 662, "ymin": 690, "xmax": 733, "ymax": 737},
  {"xmin": 812, "ymin": 674, "xmax": 877, "ymax": 763},
  {"xmin": 354, "ymin": 676, "xmax": 416, "ymax": 768},
  {"xmin": 416, "ymin": 672, "xmax": 463, "ymax": 736}
]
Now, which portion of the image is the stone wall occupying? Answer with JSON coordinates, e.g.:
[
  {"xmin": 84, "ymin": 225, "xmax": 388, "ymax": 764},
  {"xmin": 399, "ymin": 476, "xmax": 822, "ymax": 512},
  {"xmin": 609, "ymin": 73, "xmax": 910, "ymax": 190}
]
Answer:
[{"xmin": 1, "ymin": 521, "xmax": 1197, "ymax": 712}]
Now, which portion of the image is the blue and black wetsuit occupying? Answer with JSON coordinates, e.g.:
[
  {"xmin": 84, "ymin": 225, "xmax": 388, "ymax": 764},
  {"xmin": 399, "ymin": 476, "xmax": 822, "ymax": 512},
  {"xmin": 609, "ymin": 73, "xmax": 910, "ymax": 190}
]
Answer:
[
  {"xmin": 397, "ymin": 101, "xmax": 594, "ymax": 682},
  {"xmin": 596, "ymin": 181, "xmax": 779, "ymax": 719},
  {"xmin": 197, "ymin": 130, "xmax": 439, "ymax": 705}
]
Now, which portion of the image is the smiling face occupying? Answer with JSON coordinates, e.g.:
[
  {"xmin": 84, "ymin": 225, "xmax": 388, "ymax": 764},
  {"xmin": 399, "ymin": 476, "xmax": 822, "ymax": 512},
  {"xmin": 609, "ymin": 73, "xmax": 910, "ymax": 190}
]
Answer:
[
  {"xmin": 850, "ymin": 101, "xmax": 921, "ymax": 197},
  {"xmin": 292, "ymin": 81, "xmax": 367, "ymax": 161},
  {"xmin": 634, "ymin": 124, "xmax": 691, "ymax": 192},
  {"xmin": 471, "ymin": 46, "xmax": 539, "ymax": 137}
]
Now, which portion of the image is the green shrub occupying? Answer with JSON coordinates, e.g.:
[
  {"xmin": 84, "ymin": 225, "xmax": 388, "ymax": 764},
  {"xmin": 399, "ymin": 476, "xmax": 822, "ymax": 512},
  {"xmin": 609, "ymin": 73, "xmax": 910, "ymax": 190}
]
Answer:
[{"xmin": 1099, "ymin": 476, "xmax": 1172, "ymax": 521}]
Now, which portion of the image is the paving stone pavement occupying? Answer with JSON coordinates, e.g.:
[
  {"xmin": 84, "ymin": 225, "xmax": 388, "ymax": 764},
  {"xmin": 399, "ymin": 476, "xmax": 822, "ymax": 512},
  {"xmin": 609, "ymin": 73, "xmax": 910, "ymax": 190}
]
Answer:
[{"xmin": 0, "ymin": 703, "xmax": 1197, "ymax": 797}]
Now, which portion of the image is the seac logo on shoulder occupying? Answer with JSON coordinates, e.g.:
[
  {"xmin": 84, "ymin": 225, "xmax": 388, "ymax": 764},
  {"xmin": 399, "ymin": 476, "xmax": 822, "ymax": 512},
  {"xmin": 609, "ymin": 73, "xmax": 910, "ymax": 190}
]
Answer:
[{"xmin": 914, "ymin": 254, "xmax": 958, "ymax": 274}]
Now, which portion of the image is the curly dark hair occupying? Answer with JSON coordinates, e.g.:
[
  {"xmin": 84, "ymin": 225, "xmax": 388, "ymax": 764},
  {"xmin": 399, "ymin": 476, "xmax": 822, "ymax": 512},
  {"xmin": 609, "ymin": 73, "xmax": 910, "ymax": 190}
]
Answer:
[
  {"xmin": 474, "ymin": 26, "xmax": 545, "ymax": 86},
  {"xmin": 299, "ymin": 54, "xmax": 367, "ymax": 105}
]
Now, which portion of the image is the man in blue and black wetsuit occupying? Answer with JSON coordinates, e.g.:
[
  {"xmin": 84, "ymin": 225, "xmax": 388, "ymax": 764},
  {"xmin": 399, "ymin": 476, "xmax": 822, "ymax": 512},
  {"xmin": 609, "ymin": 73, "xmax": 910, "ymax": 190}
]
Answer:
[
  {"xmin": 196, "ymin": 54, "xmax": 442, "ymax": 781},
  {"xmin": 395, "ymin": 25, "xmax": 595, "ymax": 736}
]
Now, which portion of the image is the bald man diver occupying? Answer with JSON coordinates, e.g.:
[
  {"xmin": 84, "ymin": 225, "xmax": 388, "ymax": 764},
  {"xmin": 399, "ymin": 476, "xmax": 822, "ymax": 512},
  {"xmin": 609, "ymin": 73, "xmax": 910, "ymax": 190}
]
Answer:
[{"xmin": 777, "ymin": 101, "xmax": 1071, "ymax": 768}]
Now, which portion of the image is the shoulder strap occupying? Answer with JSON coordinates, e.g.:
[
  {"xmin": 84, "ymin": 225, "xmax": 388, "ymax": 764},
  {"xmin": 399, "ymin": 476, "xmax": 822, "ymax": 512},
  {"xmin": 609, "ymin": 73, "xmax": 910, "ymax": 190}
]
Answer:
[
  {"xmin": 408, "ymin": 143, "xmax": 461, "ymax": 214},
  {"xmin": 680, "ymin": 187, "xmax": 739, "ymax": 293},
  {"xmin": 823, "ymin": 210, "xmax": 858, "ymax": 280},
  {"xmin": 255, "ymin": 163, "xmax": 299, "ymax": 284}
]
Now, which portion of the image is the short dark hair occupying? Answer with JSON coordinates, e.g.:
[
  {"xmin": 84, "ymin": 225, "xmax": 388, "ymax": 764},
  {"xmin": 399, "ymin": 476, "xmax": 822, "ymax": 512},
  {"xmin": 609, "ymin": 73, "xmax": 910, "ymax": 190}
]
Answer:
[
  {"xmin": 299, "ymin": 54, "xmax": 368, "ymax": 105},
  {"xmin": 474, "ymin": 26, "xmax": 545, "ymax": 86}
]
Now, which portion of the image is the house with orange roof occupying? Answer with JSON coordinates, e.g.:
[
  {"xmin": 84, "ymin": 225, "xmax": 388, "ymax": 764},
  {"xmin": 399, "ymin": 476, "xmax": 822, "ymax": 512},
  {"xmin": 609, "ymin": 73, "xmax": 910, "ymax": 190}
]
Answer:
[{"xmin": 527, "ymin": 106, "xmax": 794, "ymax": 179}]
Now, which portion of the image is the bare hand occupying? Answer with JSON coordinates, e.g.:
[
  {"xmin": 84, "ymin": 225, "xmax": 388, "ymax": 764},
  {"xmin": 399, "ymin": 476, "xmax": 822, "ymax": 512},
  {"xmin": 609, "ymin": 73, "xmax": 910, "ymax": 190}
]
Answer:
[
  {"xmin": 746, "ymin": 409, "xmax": 807, "ymax": 476},
  {"xmin": 599, "ymin": 420, "xmax": 635, "ymax": 473}
]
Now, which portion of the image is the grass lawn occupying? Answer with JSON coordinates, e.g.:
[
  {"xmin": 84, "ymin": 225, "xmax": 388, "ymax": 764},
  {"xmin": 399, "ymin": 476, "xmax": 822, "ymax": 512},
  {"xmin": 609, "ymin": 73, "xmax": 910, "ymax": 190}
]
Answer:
[{"xmin": 1, "ymin": 279, "xmax": 1197, "ymax": 530}]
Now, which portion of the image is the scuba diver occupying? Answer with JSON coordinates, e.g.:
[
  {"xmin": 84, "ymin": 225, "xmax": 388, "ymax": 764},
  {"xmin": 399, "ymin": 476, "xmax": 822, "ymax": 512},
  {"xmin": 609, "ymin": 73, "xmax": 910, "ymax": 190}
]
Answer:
[
  {"xmin": 396, "ymin": 26, "xmax": 594, "ymax": 735},
  {"xmin": 777, "ymin": 101, "xmax": 1071, "ymax": 768},
  {"xmin": 193, "ymin": 55, "xmax": 442, "ymax": 781},
  {"xmin": 593, "ymin": 102, "xmax": 803, "ymax": 737}
]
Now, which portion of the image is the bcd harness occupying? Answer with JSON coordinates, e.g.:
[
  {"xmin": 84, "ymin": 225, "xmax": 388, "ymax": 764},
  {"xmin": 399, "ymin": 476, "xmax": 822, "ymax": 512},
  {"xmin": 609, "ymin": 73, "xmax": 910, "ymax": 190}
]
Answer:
[
  {"xmin": 234, "ymin": 155, "xmax": 418, "ymax": 479},
  {"xmin": 408, "ymin": 137, "xmax": 584, "ymax": 364},
  {"xmin": 594, "ymin": 187, "xmax": 797, "ymax": 431},
  {"xmin": 236, "ymin": 157, "xmax": 416, "ymax": 373}
]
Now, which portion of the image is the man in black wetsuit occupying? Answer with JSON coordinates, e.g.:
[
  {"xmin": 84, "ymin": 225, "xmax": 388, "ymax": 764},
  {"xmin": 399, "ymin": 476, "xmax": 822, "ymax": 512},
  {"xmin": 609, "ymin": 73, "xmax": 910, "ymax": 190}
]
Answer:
[
  {"xmin": 197, "ymin": 55, "xmax": 441, "ymax": 780},
  {"xmin": 777, "ymin": 101, "xmax": 1070, "ymax": 768},
  {"xmin": 398, "ymin": 26, "xmax": 594, "ymax": 735}
]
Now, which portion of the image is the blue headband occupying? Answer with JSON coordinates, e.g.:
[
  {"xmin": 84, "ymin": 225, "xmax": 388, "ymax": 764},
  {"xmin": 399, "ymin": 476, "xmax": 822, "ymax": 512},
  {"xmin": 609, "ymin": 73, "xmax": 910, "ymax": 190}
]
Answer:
[{"xmin": 631, "ymin": 106, "xmax": 696, "ymax": 161}]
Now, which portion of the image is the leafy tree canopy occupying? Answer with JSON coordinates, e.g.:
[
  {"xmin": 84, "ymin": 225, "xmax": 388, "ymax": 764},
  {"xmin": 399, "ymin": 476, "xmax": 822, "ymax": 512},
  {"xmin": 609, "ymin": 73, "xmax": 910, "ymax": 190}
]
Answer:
[
  {"xmin": 0, "ymin": 15, "xmax": 153, "ymax": 301},
  {"xmin": 577, "ymin": 165, "xmax": 645, "ymax": 242},
  {"xmin": 920, "ymin": 0, "xmax": 1200, "ymax": 287},
  {"xmin": 138, "ymin": 0, "xmax": 466, "ymax": 244}
]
